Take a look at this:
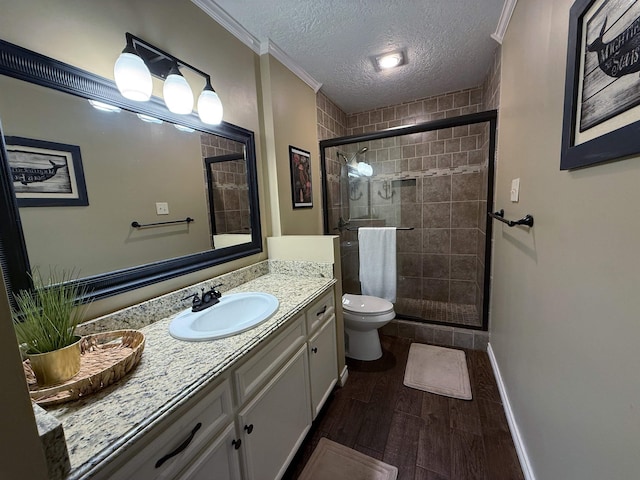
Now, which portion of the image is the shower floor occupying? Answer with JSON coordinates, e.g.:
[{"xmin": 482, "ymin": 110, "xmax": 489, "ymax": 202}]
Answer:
[{"xmin": 395, "ymin": 297, "xmax": 480, "ymax": 327}]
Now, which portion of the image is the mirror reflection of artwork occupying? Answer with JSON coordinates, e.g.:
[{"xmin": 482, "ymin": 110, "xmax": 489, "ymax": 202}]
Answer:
[{"xmin": 6, "ymin": 136, "xmax": 88, "ymax": 207}]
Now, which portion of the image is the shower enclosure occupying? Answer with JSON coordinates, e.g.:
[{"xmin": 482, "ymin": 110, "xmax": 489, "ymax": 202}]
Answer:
[{"xmin": 321, "ymin": 111, "xmax": 496, "ymax": 330}]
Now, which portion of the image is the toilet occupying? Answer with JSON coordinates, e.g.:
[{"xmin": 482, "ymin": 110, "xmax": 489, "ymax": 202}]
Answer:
[{"xmin": 342, "ymin": 293, "xmax": 395, "ymax": 361}]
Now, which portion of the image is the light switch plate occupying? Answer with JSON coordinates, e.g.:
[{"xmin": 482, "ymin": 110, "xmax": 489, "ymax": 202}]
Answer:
[
  {"xmin": 510, "ymin": 178, "xmax": 520, "ymax": 202},
  {"xmin": 156, "ymin": 202, "xmax": 169, "ymax": 215}
]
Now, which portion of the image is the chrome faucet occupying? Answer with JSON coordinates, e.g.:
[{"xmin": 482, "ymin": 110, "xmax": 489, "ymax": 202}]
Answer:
[{"xmin": 182, "ymin": 284, "xmax": 223, "ymax": 312}]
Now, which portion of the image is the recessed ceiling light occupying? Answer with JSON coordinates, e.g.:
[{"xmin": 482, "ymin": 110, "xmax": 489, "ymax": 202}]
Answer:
[{"xmin": 373, "ymin": 50, "xmax": 407, "ymax": 71}]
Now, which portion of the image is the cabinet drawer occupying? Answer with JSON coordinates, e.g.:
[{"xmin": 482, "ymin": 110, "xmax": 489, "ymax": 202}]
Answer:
[
  {"xmin": 306, "ymin": 289, "xmax": 335, "ymax": 334},
  {"xmin": 234, "ymin": 315, "xmax": 306, "ymax": 405},
  {"xmin": 109, "ymin": 379, "xmax": 233, "ymax": 480}
]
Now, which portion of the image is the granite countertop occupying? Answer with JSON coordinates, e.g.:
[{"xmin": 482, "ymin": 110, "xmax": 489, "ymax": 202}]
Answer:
[{"xmin": 46, "ymin": 272, "xmax": 335, "ymax": 479}]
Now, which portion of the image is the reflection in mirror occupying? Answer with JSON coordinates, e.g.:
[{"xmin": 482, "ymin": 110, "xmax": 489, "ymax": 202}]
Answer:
[
  {"xmin": 205, "ymin": 153, "xmax": 252, "ymax": 249},
  {"xmin": 0, "ymin": 38, "xmax": 261, "ymax": 300}
]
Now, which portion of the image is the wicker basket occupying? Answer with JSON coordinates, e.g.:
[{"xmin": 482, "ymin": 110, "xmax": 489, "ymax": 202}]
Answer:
[{"xmin": 25, "ymin": 329, "xmax": 145, "ymax": 406}]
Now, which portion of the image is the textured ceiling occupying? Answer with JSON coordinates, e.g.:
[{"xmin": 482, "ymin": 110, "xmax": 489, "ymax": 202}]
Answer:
[{"xmin": 210, "ymin": 0, "xmax": 505, "ymax": 114}]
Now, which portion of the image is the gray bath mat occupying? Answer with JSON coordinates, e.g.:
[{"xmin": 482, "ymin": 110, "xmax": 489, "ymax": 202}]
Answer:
[
  {"xmin": 403, "ymin": 343, "xmax": 472, "ymax": 400},
  {"xmin": 298, "ymin": 437, "xmax": 398, "ymax": 480}
]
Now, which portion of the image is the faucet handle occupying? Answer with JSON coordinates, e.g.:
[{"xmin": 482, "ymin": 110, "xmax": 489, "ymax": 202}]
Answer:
[
  {"xmin": 210, "ymin": 283, "xmax": 223, "ymax": 298},
  {"xmin": 182, "ymin": 291, "xmax": 202, "ymax": 307}
]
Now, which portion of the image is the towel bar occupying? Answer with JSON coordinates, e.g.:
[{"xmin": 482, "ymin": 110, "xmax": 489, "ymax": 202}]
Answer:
[{"xmin": 488, "ymin": 210, "xmax": 533, "ymax": 227}]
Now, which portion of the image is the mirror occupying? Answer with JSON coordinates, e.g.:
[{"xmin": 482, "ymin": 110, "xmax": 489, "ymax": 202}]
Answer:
[{"xmin": 0, "ymin": 38, "xmax": 262, "ymax": 301}]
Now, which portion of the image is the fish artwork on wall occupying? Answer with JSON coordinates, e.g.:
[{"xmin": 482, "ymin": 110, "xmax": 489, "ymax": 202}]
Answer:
[{"xmin": 580, "ymin": 0, "xmax": 640, "ymax": 131}]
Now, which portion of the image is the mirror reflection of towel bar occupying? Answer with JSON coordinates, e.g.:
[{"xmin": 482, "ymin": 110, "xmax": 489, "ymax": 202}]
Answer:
[{"xmin": 131, "ymin": 217, "xmax": 194, "ymax": 228}]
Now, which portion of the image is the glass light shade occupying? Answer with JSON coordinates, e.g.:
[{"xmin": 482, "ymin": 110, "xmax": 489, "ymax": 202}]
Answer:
[
  {"xmin": 197, "ymin": 88, "xmax": 223, "ymax": 125},
  {"xmin": 163, "ymin": 72, "xmax": 193, "ymax": 114},
  {"xmin": 113, "ymin": 52, "xmax": 152, "ymax": 101}
]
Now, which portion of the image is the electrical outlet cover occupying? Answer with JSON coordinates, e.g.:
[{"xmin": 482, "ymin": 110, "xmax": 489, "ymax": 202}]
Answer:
[
  {"xmin": 156, "ymin": 202, "xmax": 169, "ymax": 215},
  {"xmin": 510, "ymin": 178, "xmax": 520, "ymax": 202}
]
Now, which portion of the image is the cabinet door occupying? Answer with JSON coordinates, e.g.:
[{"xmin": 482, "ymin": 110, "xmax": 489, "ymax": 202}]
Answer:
[
  {"xmin": 308, "ymin": 315, "xmax": 338, "ymax": 419},
  {"xmin": 238, "ymin": 345, "xmax": 311, "ymax": 480},
  {"xmin": 176, "ymin": 424, "xmax": 241, "ymax": 480}
]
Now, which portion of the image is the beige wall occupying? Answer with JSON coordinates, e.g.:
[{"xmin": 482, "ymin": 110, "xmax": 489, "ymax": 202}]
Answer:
[
  {"xmin": 492, "ymin": 0, "xmax": 640, "ymax": 478},
  {"xmin": 260, "ymin": 55, "xmax": 323, "ymax": 236}
]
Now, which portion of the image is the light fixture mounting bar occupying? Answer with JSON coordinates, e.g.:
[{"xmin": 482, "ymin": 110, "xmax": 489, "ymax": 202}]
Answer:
[{"xmin": 126, "ymin": 32, "xmax": 209, "ymax": 81}]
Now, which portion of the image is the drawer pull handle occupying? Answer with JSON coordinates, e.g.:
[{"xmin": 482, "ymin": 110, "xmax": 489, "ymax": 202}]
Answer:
[
  {"xmin": 244, "ymin": 424, "xmax": 254, "ymax": 434},
  {"xmin": 232, "ymin": 439, "xmax": 242, "ymax": 450},
  {"xmin": 155, "ymin": 422, "xmax": 202, "ymax": 468},
  {"xmin": 311, "ymin": 347, "xmax": 318, "ymax": 354},
  {"xmin": 316, "ymin": 306, "xmax": 327, "ymax": 316}
]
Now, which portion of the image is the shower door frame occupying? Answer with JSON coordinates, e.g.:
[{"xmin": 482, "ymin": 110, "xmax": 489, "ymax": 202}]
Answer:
[{"xmin": 319, "ymin": 110, "xmax": 497, "ymax": 331}]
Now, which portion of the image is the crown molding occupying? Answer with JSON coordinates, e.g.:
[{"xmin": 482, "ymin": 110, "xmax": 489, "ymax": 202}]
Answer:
[
  {"xmin": 191, "ymin": 0, "xmax": 261, "ymax": 53},
  {"xmin": 260, "ymin": 39, "xmax": 323, "ymax": 93},
  {"xmin": 491, "ymin": 0, "xmax": 518, "ymax": 44}
]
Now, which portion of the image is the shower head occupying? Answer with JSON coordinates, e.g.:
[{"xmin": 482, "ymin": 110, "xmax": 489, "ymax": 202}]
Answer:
[{"xmin": 357, "ymin": 147, "xmax": 368, "ymax": 155}]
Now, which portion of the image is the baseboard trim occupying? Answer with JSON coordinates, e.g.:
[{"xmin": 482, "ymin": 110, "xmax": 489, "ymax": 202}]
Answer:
[
  {"xmin": 339, "ymin": 365, "xmax": 349, "ymax": 387},
  {"xmin": 487, "ymin": 343, "xmax": 536, "ymax": 480}
]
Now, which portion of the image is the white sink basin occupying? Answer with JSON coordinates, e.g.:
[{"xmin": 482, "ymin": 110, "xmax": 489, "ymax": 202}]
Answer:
[{"xmin": 169, "ymin": 292, "xmax": 280, "ymax": 341}]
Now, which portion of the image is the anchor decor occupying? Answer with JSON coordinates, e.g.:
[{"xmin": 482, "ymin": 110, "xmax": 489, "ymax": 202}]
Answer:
[
  {"xmin": 377, "ymin": 180, "xmax": 394, "ymax": 200},
  {"xmin": 349, "ymin": 181, "xmax": 363, "ymax": 201},
  {"xmin": 561, "ymin": 0, "xmax": 640, "ymax": 170},
  {"xmin": 5, "ymin": 136, "xmax": 89, "ymax": 207}
]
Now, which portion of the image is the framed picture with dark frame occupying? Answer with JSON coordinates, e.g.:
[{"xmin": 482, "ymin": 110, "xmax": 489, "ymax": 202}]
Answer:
[
  {"xmin": 561, "ymin": 0, "xmax": 640, "ymax": 170},
  {"xmin": 289, "ymin": 145, "xmax": 313, "ymax": 208},
  {"xmin": 5, "ymin": 136, "xmax": 89, "ymax": 207}
]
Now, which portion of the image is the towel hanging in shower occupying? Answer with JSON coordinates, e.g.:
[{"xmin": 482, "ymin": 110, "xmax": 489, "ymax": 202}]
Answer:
[{"xmin": 358, "ymin": 227, "xmax": 396, "ymax": 302}]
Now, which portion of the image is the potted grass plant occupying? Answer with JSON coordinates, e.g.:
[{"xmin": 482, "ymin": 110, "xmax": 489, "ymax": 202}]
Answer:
[{"xmin": 12, "ymin": 268, "xmax": 89, "ymax": 387}]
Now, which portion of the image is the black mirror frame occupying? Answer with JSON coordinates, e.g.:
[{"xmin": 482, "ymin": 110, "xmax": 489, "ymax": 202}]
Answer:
[{"xmin": 0, "ymin": 38, "xmax": 262, "ymax": 303}]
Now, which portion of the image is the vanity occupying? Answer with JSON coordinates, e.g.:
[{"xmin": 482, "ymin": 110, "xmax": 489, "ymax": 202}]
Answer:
[{"xmin": 43, "ymin": 260, "xmax": 339, "ymax": 480}]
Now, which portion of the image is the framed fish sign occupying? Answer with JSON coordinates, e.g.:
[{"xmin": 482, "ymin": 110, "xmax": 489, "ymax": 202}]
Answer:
[
  {"xmin": 5, "ymin": 136, "xmax": 88, "ymax": 207},
  {"xmin": 561, "ymin": 0, "xmax": 640, "ymax": 169}
]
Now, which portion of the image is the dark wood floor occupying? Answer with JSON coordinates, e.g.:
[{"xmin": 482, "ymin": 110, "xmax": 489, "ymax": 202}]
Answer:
[{"xmin": 283, "ymin": 335, "xmax": 524, "ymax": 480}]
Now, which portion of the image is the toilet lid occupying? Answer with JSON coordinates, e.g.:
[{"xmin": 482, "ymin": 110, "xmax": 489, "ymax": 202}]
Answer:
[{"xmin": 342, "ymin": 294, "xmax": 394, "ymax": 314}]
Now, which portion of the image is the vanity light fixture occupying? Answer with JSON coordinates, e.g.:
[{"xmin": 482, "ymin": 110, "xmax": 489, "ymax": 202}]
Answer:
[
  {"xmin": 373, "ymin": 49, "xmax": 407, "ymax": 71},
  {"xmin": 114, "ymin": 33, "xmax": 223, "ymax": 124},
  {"xmin": 88, "ymin": 100, "xmax": 122, "ymax": 113}
]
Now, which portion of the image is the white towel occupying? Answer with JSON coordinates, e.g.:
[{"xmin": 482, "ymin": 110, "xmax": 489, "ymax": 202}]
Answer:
[{"xmin": 358, "ymin": 227, "xmax": 397, "ymax": 302}]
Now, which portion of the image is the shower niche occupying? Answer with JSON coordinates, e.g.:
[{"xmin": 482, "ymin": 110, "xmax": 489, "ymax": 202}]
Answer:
[{"xmin": 321, "ymin": 111, "xmax": 496, "ymax": 330}]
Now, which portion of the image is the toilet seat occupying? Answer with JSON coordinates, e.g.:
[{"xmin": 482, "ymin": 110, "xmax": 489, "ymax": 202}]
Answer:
[{"xmin": 342, "ymin": 293, "xmax": 394, "ymax": 316}]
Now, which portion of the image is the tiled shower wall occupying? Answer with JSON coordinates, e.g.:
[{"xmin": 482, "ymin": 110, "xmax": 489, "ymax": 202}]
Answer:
[{"xmin": 343, "ymin": 87, "xmax": 486, "ymax": 309}]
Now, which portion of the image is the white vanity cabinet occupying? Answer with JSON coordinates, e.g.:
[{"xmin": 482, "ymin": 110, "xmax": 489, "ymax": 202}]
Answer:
[
  {"xmin": 100, "ymin": 286, "xmax": 339, "ymax": 480},
  {"xmin": 237, "ymin": 345, "xmax": 311, "ymax": 480},
  {"xmin": 104, "ymin": 379, "xmax": 235, "ymax": 480},
  {"xmin": 176, "ymin": 423, "xmax": 241, "ymax": 480},
  {"xmin": 306, "ymin": 290, "xmax": 338, "ymax": 419}
]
